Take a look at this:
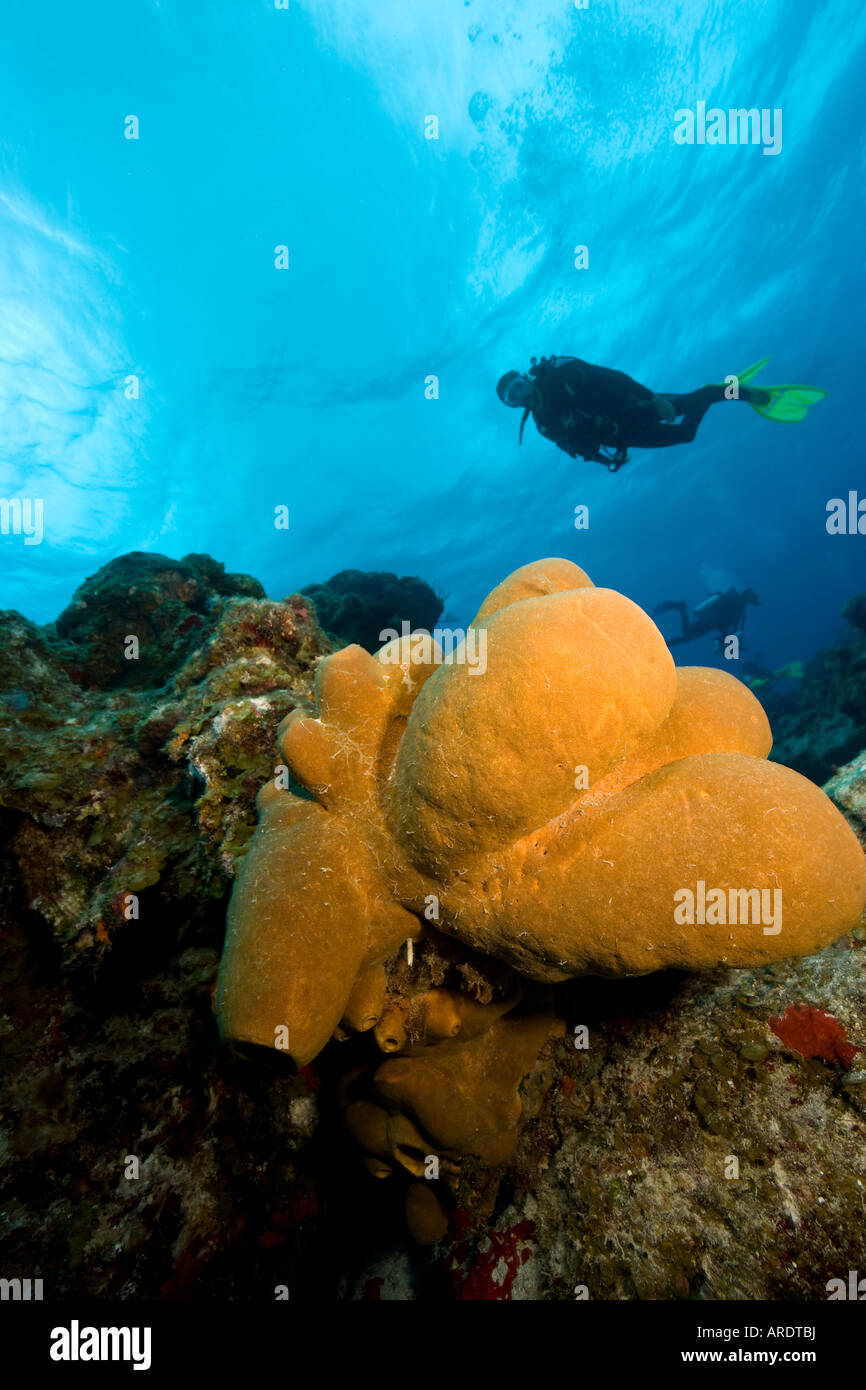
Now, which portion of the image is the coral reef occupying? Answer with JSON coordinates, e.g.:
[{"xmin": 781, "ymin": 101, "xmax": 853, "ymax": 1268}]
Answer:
[
  {"xmin": 218, "ymin": 558, "xmax": 864, "ymax": 1241},
  {"xmin": 2, "ymin": 550, "xmax": 865, "ymax": 1299},
  {"xmin": 841, "ymin": 591, "xmax": 866, "ymax": 635},
  {"xmin": 51, "ymin": 551, "xmax": 266, "ymax": 691},
  {"xmin": 0, "ymin": 550, "xmax": 338, "ymax": 1296},
  {"xmin": 765, "ymin": 594, "xmax": 866, "ymax": 783},
  {"xmin": 300, "ymin": 568, "xmax": 443, "ymax": 652},
  {"xmin": 419, "ymin": 926, "xmax": 866, "ymax": 1301},
  {"xmin": 0, "ymin": 552, "xmax": 327, "ymax": 960}
]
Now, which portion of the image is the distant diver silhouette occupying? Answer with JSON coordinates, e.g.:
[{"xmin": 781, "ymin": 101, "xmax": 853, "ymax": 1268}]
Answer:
[
  {"xmin": 496, "ymin": 355, "xmax": 826, "ymax": 471},
  {"xmin": 652, "ymin": 588, "xmax": 760, "ymax": 651}
]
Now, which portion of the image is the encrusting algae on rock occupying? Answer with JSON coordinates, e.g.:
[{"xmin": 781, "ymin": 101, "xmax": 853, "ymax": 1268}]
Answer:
[{"xmin": 216, "ymin": 558, "xmax": 866, "ymax": 1240}]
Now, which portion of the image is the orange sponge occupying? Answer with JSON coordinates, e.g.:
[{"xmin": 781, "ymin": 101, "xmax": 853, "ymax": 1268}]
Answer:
[{"xmin": 217, "ymin": 557, "xmax": 865, "ymax": 1058}]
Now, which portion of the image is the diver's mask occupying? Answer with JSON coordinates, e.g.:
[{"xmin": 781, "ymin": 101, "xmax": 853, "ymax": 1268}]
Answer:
[{"xmin": 503, "ymin": 375, "xmax": 535, "ymax": 409}]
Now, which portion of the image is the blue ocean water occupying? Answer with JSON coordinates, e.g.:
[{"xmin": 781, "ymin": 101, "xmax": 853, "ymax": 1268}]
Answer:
[{"xmin": 1, "ymin": 0, "xmax": 864, "ymax": 672}]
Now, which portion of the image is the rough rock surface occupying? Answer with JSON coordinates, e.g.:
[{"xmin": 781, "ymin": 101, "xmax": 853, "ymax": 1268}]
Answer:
[
  {"xmin": 825, "ymin": 755, "xmax": 866, "ymax": 839},
  {"xmin": 765, "ymin": 597, "xmax": 866, "ymax": 784},
  {"xmin": 51, "ymin": 551, "xmax": 266, "ymax": 691},
  {"xmin": 299, "ymin": 568, "xmax": 444, "ymax": 652},
  {"xmin": 841, "ymin": 592, "xmax": 866, "ymax": 635},
  {"xmin": 434, "ymin": 937, "xmax": 866, "ymax": 1301},
  {"xmin": 1, "ymin": 552, "xmax": 864, "ymax": 1300},
  {"xmin": 0, "ymin": 553, "xmax": 325, "ymax": 961},
  {"xmin": 0, "ymin": 552, "xmax": 340, "ymax": 1297}
]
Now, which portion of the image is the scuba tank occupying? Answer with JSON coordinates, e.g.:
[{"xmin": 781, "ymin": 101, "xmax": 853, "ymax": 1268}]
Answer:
[{"xmin": 521, "ymin": 356, "xmax": 629, "ymax": 469}]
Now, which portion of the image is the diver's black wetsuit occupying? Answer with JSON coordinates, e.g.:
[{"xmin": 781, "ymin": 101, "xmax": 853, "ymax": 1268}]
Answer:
[
  {"xmin": 528, "ymin": 356, "xmax": 732, "ymax": 464},
  {"xmin": 623, "ymin": 386, "xmax": 729, "ymax": 445},
  {"xmin": 655, "ymin": 589, "xmax": 758, "ymax": 650}
]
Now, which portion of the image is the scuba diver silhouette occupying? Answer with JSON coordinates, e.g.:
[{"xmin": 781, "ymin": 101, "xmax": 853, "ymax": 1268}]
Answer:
[
  {"xmin": 496, "ymin": 355, "xmax": 825, "ymax": 471},
  {"xmin": 653, "ymin": 588, "xmax": 760, "ymax": 651}
]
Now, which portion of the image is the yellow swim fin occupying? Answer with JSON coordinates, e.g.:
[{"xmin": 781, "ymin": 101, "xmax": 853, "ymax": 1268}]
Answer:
[{"xmin": 735, "ymin": 357, "xmax": 827, "ymax": 423}]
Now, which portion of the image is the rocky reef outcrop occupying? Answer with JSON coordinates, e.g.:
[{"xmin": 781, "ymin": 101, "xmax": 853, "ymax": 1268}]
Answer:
[
  {"xmin": 0, "ymin": 551, "xmax": 336, "ymax": 1297},
  {"xmin": 1, "ymin": 551, "xmax": 326, "ymax": 961},
  {"xmin": 299, "ymin": 568, "xmax": 444, "ymax": 653},
  {"xmin": 763, "ymin": 594, "xmax": 866, "ymax": 784},
  {"xmin": 50, "ymin": 551, "xmax": 266, "ymax": 691}
]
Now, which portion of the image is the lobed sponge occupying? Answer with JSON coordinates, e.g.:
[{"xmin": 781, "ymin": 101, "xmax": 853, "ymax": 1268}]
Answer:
[{"xmin": 216, "ymin": 558, "xmax": 866, "ymax": 1235}]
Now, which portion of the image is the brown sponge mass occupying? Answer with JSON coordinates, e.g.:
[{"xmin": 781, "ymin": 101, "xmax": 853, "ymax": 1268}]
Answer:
[{"xmin": 216, "ymin": 558, "xmax": 866, "ymax": 1239}]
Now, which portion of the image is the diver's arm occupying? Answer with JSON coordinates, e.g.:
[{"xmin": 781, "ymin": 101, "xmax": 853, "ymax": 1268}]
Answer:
[{"xmin": 538, "ymin": 422, "xmax": 580, "ymax": 458}]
